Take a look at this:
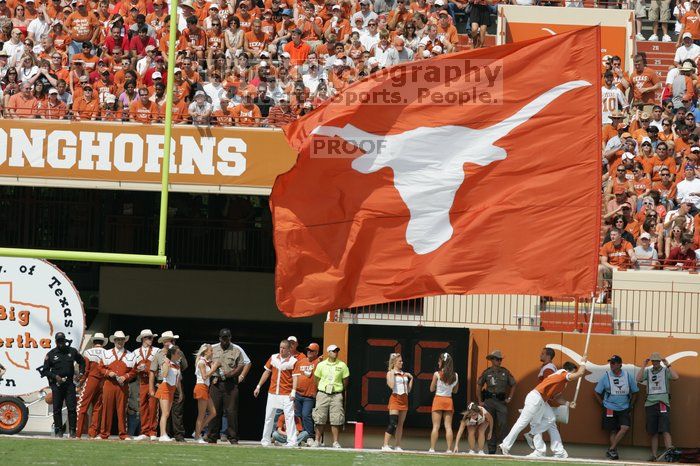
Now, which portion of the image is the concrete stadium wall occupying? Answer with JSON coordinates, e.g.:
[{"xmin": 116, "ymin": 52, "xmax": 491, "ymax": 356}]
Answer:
[{"xmin": 612, "ymin": 270, "xmax": 700, "ymax": 338}]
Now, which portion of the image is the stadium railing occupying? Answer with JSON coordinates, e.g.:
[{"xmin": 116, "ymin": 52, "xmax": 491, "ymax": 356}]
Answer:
[{"xmin": 335, "ymin": 286, "xmax": 700, "ymax": 338}]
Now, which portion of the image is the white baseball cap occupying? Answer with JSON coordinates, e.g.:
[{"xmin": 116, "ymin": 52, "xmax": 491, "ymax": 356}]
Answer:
[
  {"xmin": 327, "ymin": 344, "xmax": 340, "ymax": 352},
  {"xmin": 152, "ymin": 71, "xmax": 162, "ymax": 79},
  {"xmin": 287, "ymin": 336, "xmax": 298, "ymax": 342}
]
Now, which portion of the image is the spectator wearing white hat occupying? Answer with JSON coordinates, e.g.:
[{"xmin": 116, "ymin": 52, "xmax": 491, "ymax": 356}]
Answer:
[
  {"xmin": 675, "ymin": 33, "xmax": 700, "ymax": 67},
  {"xmin": 312, "ymin": 344, "xmax": 349, "ymax": 448},
  {"xmin": 133, "ymin": 329, "xmax": 159, "ymax": 441},
  {"xmin": 189, "ymin": 90, "xmax": 213, "ymax": 125},
  {"xmin": 636, "ymin": 353, "xmax": 680, "ymax": 461},
  {"xmin": 288, "ymin": 336, "xmax": 300, "ymax": 357},
  {"xmin": 635, "ymin": 232, "xmax": 660, "ymax": 270},
  {"xmin": 149, "ymin": 331, "xmax": 188, "ymax": 441},
  {"xmin": 76, "ymin": 332, "xmax": 107, "ymax": 438},
  {"xmin": 99, "ymin": 331, "xmax": 136, "ymax": 440}
]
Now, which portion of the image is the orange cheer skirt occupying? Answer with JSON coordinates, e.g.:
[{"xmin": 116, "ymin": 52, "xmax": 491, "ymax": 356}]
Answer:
[
  {"xmin": 388, "ymin": 393, "xmax": 409, "ymax": 411},
  {"xmin": 155, "ymin": 382, "xmax": 176, "ymax": 402},
  {"xmin": 193, "ymin": 383, "xmax": 209, "ymax": 400},
  {"xmin": 432, "ymin": 395, "xmax": 454, "ymax": 412}
]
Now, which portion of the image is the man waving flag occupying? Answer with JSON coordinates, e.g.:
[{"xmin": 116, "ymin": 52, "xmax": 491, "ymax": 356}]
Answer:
[{"xmin": 271, "ymin": 27, "xmax": 602, "ymax": 317}]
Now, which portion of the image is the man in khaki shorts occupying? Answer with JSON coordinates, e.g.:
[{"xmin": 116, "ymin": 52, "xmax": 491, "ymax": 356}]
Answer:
[{"xmin": 312, "ymin": 344, "xmax": 349, "ymax": 448}]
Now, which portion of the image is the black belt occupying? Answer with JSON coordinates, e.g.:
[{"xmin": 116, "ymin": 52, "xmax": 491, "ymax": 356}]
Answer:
[{"xmin": 321, "ymin": 389, "xmax": 342, "ymax": 395}]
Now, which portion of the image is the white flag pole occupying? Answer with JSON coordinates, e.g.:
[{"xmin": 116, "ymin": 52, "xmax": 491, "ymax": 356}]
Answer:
[{"xmin": 571, "ymin": 293, "xmax": 595, "ymax": 408}]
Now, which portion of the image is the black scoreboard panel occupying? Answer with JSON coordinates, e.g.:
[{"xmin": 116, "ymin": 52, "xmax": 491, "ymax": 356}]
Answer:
[{"xmin": 346, "ymin": 325, "xmax": 469, "ymax": 428}]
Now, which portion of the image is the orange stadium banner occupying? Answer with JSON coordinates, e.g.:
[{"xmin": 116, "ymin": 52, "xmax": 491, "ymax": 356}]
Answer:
[
  {"xmin": 271, "ymin": 28, "xmax": 603, "ymax": 317},
  {"xmin": 0, "ymin": 120, "xmax": 296, "ymax": 193}
]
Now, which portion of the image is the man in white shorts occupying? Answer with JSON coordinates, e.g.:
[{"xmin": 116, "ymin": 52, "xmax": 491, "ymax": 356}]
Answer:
[{"xmin": 499, "ymin": 359, "xmax": 586, "ymax": 458}]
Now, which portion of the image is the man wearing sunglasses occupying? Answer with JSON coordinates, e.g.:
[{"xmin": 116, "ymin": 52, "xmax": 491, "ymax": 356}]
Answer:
[{"xmin": 652, "ymin": 167, "xmax": 677, "ymax": 206}]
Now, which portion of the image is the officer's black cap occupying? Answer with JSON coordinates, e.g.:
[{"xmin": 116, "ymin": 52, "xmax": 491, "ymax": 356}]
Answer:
[
  {"xmin": 219, "ymin": 328, "xmax": 232, "ymax": 338},
  {"xmin": 55, "ymin": 332, "xmax": 66, "ymax": 341}
]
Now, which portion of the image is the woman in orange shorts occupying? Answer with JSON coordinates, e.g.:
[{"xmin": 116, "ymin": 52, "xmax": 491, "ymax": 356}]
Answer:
[
  {"xmin": 193, "ymin": 343, "xmax": 220, "ymax": 443},
  {"xmin": 429, "ymin": 352, "xmax": 459, "ymax": 453},
  {"xmin": 155, "ymin": 345, "xmax": 182, "ymax": 442},
  {"xmin": 382, "ymin": 353, "xmax": 413, "ymax": 452}
]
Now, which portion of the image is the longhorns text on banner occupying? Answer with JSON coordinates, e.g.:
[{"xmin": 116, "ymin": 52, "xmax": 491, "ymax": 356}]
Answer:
[
  {"xmin": 311, "ymin": 80, "xmax": 591, "ymax": 254},
  {"xmin": 0, "ymin": 258, "xmax": 84, "ymax": 396}
]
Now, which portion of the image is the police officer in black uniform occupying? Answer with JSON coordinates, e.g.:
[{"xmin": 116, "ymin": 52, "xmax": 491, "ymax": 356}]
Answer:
[{"xmin": 42, "ymin": 332, "xmax": 85, "ymax": 437}]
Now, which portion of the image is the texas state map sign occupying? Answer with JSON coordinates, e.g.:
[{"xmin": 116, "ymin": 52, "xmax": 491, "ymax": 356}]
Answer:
[{"xmin": 0, "ymin": 258, "xmax": 84, "ymax": 396}]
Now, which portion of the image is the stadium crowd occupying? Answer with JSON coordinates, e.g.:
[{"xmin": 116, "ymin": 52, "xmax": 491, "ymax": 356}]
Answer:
[
  {"xmin": 0, "ymin": 0, "xmax": 697, "ymax": 272},
  {"xmin": 598, "ymin": 43, "xmax": 700, "ymax": 299},
  {"xmin": 0, "ymin": 0, "xmax": 484, "ymax": 123},
  {"xmin": 38, "ymin": 330, "xmax": 680, "ymax": 461}
]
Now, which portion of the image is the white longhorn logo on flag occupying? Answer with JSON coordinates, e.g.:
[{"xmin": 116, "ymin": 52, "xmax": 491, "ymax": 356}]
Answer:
[{"xmin": 311, "ymin": 80, "xmax": 591, "ymax": 254}]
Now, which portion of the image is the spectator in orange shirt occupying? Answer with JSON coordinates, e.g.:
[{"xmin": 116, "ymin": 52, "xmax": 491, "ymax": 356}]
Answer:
[
  {"xmin": 244, "ymin": 19, "xmax": 270, "ymax": 58},
  {"xmin": 598, "ymin": 228, "xmax": 637, "ymax": 299},
  {"xmin": 72, "ymin": 85, "xmax": 100, "ymax": 120},
  {"xmin": 64, "ymin": 0, "xmax": 99, "ymax": 59},
  {"xmin": 284, "ymin": 29, "xmax": 310, "ymax": 66},
  {"xmin": 291, "ymin": 342, "xmax": 320, "ymax": 441},
  {"xmin": 324, "ymin": 5, "xmax": 351, "ymax": 43},
  {"xmin": 230, "ymin": 90, "xmax": 262, "ymax": 126},
  {"xmin": 6, "ymin": 81, "xmax": 37, "ymax": 118},
  {"xmin": 130, "ymin": 86, "xmax": 158, "ymax": 123},
  {"xmin": 630, "ymin": 54, "xmax": 661, "ymax": 112},
  {"xmin": 179, "ymin": 15, "xmax": 207, "ymax": 62},
  {"xmin": 436, "ymin": 10, "xmax": 458, "ymax": 48},
  {"xmin": 34, "ymin": 87, "xmax": 67, "ymax": 119}
]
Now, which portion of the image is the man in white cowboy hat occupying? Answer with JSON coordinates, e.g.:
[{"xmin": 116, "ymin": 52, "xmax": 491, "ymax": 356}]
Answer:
[
  {"xmin": 150, "ymin": 330, "xmax": 188, "ymax": 441},
  {"xmin": 133, "ymin": 329, "xmax": 159, "ymax": 441},
  {"xmin": 76, "ymin": 332, "xmax": 107, "ymax": 438},
  {"xmin": 99, "ymin": 331, "xmax": 137, "ymax": 440}
]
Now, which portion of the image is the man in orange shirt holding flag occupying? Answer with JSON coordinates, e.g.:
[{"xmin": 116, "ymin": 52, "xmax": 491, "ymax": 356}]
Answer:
[{"xmin": 499, "ymin": 359, "xmax": 586, "ymax": 458}]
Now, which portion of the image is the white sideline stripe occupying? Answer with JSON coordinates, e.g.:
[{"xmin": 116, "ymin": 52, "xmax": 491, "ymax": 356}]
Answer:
[{"xmin": 5, "ymin": 435, "xmax": 656, "ymax": 465}]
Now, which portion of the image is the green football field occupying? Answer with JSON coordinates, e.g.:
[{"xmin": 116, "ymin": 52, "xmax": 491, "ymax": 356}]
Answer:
[{"xmin": 0, "ymin": 437, "xmax": 564, "ymax": 465}]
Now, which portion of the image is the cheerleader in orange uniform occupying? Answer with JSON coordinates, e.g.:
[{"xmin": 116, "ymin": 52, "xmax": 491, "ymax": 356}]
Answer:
[
  {"xmin": 155, "ymin": 345, "xmax": 183, "ymax": 442},
  {"xmin": 193, "ymin": 344, "xmax": 220, "ymax": 443},
  {"xmin": 382, "ymin": 353, "xmax": 413, "ymax": 452},
  {"xmin": 429, "ymin": 352, "xmax": 459, "ymax": 453}
]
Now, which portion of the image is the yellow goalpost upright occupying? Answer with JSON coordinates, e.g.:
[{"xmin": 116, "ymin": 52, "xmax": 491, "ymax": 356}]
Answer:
[{"xmin": 0, "ymin": 0, "xmax": 182, "ymax": 266}]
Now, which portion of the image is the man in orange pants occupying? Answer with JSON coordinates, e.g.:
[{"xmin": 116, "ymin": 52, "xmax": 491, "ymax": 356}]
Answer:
[
  {"xmin": 76, "ymin": 332, "xmax": 107, "ymax": 438},
  {"xmin": 100, "ymin": 331, "xmax": 137, "ymax": 440},
  {"xmin": 133, "ymin": 329, "xmax": 160, "ymax": 441}
]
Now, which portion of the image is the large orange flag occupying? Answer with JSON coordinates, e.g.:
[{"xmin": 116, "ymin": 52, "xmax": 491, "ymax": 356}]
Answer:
[{"xmin": 271, "ymin": 27, "xmax": 602, "ymax": 317}]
